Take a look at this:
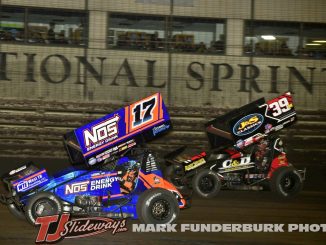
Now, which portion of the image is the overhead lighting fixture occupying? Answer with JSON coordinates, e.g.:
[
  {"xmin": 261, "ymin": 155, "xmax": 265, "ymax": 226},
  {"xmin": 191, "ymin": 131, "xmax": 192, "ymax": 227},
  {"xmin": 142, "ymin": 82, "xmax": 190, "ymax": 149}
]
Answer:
[
  {"xmin": 261, "ymin": 35, "xmax": 276, "ymax": 40},
  {"xmin": 313, "ymin": 40, "xmax": 326, "ymax": 43},
  {"xmin": 306, "ymin": 43, "xmax": 321, "ymax": 46}
]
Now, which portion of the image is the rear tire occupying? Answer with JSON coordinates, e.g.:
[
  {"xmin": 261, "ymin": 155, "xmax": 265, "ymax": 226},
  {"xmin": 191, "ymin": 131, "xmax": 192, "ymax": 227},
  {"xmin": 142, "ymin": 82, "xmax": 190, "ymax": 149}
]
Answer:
[
  {"xmin": 192, "ymin": 169, "xmax": 221, "ymax": 198},
  {"xmin": 136, "ymin": 188, "xmax": 179, "ymax": 224},
  {"xmin": 25, "ymin": 192, "xmax": 63, "ymax": 226},
  {"xmin": 270, "ymin": 166, "xmax": 303, "ymax": 198}
]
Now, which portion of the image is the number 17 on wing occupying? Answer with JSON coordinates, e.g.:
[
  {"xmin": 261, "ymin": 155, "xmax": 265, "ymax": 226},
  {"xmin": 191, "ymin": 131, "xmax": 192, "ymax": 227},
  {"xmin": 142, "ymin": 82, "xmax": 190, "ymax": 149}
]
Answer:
[{"xmin": 125, "ymin": 93, "xmax": 164, "ymax": 133}]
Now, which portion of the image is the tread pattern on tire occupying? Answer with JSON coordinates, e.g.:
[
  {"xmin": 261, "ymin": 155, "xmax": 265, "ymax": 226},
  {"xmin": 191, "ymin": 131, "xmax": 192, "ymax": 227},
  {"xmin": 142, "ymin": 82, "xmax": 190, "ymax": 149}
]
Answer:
[
  {"xmin": 136, "ymin": 188, "xmax": 180, "ymax": 224},
  {"xmin": 192, "ymin": 169, "xmax": 221, "ymax": 199},
  {"xmin": 270, "ymin": 166, "xmax": 303, "ymax": 198},
  {"xmin": 25, "ymin": 191, "xmax": 63, "ymax": 226}
]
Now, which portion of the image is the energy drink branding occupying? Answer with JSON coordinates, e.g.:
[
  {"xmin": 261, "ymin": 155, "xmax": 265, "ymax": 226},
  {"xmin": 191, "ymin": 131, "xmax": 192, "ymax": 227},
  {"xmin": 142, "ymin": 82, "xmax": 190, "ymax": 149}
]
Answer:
[
  {"xmin": 83, "ymin": 114, "xmax": 120, "ymax": 149},
  {"xmin": 70, "ymin": 93, "xmax": 171, "ymax": 166},
  {"xmin": 90, "ymin": 177, "xmax": 121, "ymax": 190}
]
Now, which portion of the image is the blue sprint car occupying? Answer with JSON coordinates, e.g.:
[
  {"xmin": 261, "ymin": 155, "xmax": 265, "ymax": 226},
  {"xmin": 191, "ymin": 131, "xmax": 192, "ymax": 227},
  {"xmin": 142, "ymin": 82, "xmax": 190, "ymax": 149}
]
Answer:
[{"xmin": 0, "ymin": 93, "xmax": 189, "ymax": 225}]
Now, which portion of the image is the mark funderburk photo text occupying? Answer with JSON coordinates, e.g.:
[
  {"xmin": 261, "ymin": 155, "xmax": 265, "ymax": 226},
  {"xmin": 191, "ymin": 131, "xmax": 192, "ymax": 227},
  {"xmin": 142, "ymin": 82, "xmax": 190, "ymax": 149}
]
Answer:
[{"xmin": 132, "ymin": 224, "xmax": 326, "ymax": 233}]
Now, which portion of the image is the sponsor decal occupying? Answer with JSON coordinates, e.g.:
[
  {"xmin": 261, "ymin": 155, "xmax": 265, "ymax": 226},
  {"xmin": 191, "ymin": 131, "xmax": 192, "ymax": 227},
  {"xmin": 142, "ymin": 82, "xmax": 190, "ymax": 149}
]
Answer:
[
  {"xmin": 235, "ymin": 139, "xmax": 245, "ymax": 149},
  {"xmin": 264, "ymin": 116, "xmax": 296, "ymax": 134},
  {"xmin": 145, "ymin": 153, "xmax": 158, "ymax": 172},
  {"xmin": 90, "ymin": 139, "xmax": 137, "ymax": 165},
  {"xmin": 233, "ymin": 114, "xmax": 264, "ymax": 137},
  {"xmin": 14, "ymin": 170, "xmax": 49, "ymax": 193},
  {"xmin": 35, "ymin": 214, "xmax": 127, "ymax": 243},
  {"xmin": 245, "ymin": 173, "xmax": 266, "ymax": 179},
  {"xmin": 264, "ymin": 123, "xmax": 273, "ymax": 133},
  {"xmin": 152, "ymin": 123, "xmax": 170, "ymax": 136},
  {"xmin": 185, "ymin": 158, "xmax": 206, "ymax": 171},
  {"xmin": 9, "ymin": 165, "xmax": 27, "ymax": 176},
  {"xmin": 83, "ymin": 114, "xmax": 120, "ymax": 150},
  {"xmin": 153, "ymin": 176, "xmax": 161, "ymax": 184},
  {"xmin": 72, "ymin": 93, "xmax": 170, "ymax": 163},
  {"xmin": 191, "ymin": 152, "xmax": 206, "ymax": 161},
  {"xmin": 65, "ymin": 181, "xmax": 89, "ymax": 195},
  {"xmin": 90, "ymin": 176, "xmax": 120, "ymax": 190},
  {"xmin": 219, "ymin": 157, "xmax": 254, "ymax": 173}
]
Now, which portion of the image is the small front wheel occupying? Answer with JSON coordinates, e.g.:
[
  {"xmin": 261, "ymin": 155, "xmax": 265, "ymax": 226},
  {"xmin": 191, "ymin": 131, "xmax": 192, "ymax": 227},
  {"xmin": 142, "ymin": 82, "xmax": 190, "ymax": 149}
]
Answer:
[
  {"xmin": 192, "ymin": 169, "xmax": 221, "ymax": 198},
  {"xmin": 136, "ymin": 188, "xmax": 179, "ymax": 224},
  {"xmin": 270, "ymin": 166, "xmax": 303, "ymax": 198}
]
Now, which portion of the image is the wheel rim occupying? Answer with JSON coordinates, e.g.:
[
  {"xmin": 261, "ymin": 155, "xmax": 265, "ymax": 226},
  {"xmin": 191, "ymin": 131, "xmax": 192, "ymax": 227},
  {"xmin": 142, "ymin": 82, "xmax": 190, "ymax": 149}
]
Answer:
[
  {"xmin": 198, "ymin": 174, "xmax": 215, "ymax": 193},
  {"xmin": 280, "ymin": 173, "xmax": 297, "ymax": 193},
  {"xmin": 33, "ymin": 198, "xmax": 58, "ymax": 217},
  {"xmin": 151, "ymin": 199, "xmax": 171, "ymax": 221}
]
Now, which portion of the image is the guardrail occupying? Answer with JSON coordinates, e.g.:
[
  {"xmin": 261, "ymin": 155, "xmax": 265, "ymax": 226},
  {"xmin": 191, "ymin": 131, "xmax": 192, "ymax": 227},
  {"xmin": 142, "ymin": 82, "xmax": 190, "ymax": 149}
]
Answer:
[{"xmin": 0, "ymin": 99, "xmax": 325, "ymax": 164}]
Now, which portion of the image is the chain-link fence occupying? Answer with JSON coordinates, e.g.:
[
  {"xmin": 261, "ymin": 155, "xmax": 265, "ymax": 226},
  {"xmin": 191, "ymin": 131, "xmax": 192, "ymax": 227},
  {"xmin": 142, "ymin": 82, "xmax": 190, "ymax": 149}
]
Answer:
[
  {"xmin": 0, "ymin": 0, "xmax": 325, "ymax": 109},
  {"xmin": 0, "ymin": 0, "xmax": 325, "ymax": 159}
]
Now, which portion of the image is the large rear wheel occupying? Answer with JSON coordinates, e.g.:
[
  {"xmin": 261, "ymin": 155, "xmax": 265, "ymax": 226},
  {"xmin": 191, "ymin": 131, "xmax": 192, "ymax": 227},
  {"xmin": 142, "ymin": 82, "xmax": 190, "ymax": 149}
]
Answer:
[
  {"xmin": 136, "ymin": 188, "xmax": 179, "ymax": 224},
  {"xmin": 25, "ymin": 192, "xmax": 63, "ymax": 225}
]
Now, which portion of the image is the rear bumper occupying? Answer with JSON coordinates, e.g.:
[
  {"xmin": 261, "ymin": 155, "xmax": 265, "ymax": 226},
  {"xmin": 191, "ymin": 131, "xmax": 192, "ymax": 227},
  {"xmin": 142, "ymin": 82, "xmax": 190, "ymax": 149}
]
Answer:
[
  {"xmin": 0, "ymin": 193, "xmax": 8, "ymax": 205},
  {"xmin": 298, "ymin": 168, "xmax": 306, "ymax": 181},
  {"xmin": 182, "ymin": 195, "xmax": 192, "ymax": 209}
]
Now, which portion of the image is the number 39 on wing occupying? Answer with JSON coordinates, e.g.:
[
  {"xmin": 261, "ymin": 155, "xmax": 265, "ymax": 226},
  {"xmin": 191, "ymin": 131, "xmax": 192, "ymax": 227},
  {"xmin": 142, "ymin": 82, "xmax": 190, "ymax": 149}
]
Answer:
[{"xmin": 267, "ymin": 95, "xmax": 293, "ymax": 119}]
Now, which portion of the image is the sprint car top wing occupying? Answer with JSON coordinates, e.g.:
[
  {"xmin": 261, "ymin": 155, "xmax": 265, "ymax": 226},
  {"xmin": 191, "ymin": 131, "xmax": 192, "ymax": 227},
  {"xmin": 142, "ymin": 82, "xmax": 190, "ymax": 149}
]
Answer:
[
  {"xmin": 206, "ymin": 92, "xmax": 297, "ymax": 149},
  {"xmin": 64, "ymin": 93, "xmax": 172, "ymax": 166}
]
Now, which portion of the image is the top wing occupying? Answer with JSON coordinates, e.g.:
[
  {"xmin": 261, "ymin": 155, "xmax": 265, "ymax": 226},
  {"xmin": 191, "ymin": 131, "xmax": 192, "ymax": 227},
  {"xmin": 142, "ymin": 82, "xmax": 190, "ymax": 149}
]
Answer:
[
  {"xmin": 64, "ymin": 93, "xmax": 171, "ymax": 166},
  {"xmin": 206, "ymin": 92, "xmax": 297, "ymax": 149}
]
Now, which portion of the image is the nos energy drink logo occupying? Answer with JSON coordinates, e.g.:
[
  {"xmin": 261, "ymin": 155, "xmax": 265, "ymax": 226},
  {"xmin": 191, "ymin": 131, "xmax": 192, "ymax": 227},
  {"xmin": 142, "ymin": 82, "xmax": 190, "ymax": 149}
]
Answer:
[{"xmin": 233, "ymin": 114, "xmax": 264, "ymax": 136}]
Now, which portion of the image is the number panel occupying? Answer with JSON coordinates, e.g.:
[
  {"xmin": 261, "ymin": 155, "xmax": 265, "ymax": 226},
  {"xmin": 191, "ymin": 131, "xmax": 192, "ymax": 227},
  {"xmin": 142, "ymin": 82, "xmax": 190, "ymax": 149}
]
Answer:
[
  {"xmin": 267, "ymin": 95, "xmax": 294, "ymax": 120},
  {"xmin": 128, "ymin": 94, "xmax": 161, "ymax": 133}
]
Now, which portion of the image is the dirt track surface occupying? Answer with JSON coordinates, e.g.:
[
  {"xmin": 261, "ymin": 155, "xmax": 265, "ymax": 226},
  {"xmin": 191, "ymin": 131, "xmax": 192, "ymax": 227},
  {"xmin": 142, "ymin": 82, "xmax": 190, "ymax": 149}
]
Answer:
[{"xmin": 0, "ymin": 157, "xmax": 325, "ymax": 244}]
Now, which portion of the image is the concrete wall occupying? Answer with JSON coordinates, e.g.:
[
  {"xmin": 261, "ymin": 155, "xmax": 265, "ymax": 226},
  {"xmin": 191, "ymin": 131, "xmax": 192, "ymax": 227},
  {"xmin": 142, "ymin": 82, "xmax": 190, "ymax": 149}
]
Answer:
[
  {"xmin": 0, "ymin": 0, "xmax": 325, "ymax": 161},
  {"xmin": 0, "ymin": 0, "xmax": 325, "ymax": 110},
  {"xmin": 1, "ymin": 44, "xmax": 325, "ymax": 109}
]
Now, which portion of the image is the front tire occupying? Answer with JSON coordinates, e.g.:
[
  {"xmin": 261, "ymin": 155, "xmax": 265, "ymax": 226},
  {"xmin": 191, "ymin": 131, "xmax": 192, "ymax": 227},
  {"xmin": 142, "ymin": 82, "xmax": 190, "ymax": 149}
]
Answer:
[
  {"xmin": 192, "ymin": 169, "xmax": 221, "ymax": 198},
  {"xmin": 270, "ymin": 166, "xmax": 303, "ymax": 198},
  {"xmin": 25, "ymin": 192, "xmax": 63, "ymax": 225},
  {"xmin": 136, "ymin": 188, "xmax": 179, "ymax": 224}
]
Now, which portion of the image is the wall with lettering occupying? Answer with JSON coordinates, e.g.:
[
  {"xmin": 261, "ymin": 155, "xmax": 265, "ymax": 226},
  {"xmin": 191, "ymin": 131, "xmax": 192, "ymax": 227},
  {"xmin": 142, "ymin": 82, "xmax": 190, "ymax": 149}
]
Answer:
[{"xmin": 0, "ymin": 44, "xmax": 325, "ymax": 110}]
